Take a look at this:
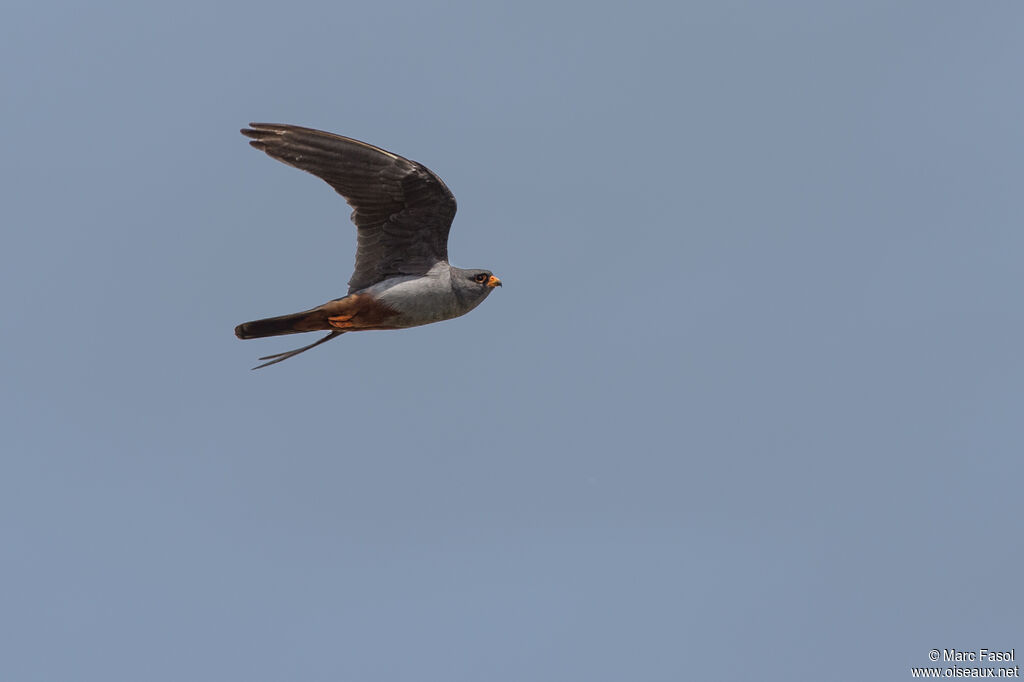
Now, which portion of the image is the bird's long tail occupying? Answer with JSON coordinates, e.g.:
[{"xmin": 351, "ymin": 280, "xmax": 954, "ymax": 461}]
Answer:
[
  {"xmin": 235, "ymin": 309, "xmax": 343, "ymax": 369},
  {"xmin": 234, "ymin": 309, "xmax": 327, "ymax": 339}
]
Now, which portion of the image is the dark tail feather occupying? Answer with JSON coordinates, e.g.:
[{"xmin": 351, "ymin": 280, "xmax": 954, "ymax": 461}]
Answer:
[
  {"xmin": 235, "ymin": 308, "xmax": 343, "ymax": 369},
  {"xmin": 234, "ymin": 309, "xmax": 325, "ymax": 339}
]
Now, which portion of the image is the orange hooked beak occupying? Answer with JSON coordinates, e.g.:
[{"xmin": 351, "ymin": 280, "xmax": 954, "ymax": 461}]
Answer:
[{"xmin": 486, "ymin": 275, "xmax": 502, "ymax": 288}]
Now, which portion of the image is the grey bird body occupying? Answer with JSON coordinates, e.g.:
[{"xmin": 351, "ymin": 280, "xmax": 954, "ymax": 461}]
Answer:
[
  {"xmin": 233, "ymin": 124, "xmax": 501, "ymax": 368},
  {"xmin": 368, "ymin": 262, "xmax": 495, "ymax": 326}
]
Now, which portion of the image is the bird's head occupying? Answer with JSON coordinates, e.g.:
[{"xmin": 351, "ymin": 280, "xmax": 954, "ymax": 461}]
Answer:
[{"xmin": 452, "ymin": 268, "xmax": 502, "ymax": 309}]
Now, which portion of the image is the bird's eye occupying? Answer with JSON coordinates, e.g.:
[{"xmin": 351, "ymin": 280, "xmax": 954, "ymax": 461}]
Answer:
[{"xmin": 475, "ymin": 273, "xmax": 488, "ymax": 283}]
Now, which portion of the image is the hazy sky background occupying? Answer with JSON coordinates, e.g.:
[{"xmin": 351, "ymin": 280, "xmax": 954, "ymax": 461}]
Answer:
[{"xmin": 2, "ymin": 1, "xmax": 1022, "ymax": 680}]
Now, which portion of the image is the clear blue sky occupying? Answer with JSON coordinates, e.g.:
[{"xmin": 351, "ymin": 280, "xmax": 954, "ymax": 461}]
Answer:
[{"xmin": 2, "ymin": 1, "xmax": 1022, "ymax": 680}]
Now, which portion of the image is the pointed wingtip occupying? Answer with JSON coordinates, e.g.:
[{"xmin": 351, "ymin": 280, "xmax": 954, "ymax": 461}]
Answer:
[{"xmin": 242, "ymin": 331, "xmax": 344, "ymax": 371}]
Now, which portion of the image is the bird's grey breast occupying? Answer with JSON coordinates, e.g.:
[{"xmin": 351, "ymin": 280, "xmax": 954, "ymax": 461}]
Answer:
[{"xmin": 369, "ymin": 264, "xmax": 467, "ymax": 326}]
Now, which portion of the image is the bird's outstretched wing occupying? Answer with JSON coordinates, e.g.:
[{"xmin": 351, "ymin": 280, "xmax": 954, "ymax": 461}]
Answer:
[{"xmin": 242, "ymin": 123, "xmax": 457, "ymax": 293}]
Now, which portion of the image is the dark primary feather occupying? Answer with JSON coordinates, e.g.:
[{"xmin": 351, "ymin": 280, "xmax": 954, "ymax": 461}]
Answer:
[
  {"xmin": 241, "ymin": 123, "xmax": 458, "ymax": 293},
  {"xmin": 249, "ymin": 331, "xmax": 343, "ymax": 370}
]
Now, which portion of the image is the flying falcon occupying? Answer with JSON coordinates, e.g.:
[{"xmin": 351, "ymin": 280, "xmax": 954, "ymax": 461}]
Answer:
[{"xmin": 234, "ymin": 123, "xmax": 501, "ymax": 369}]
